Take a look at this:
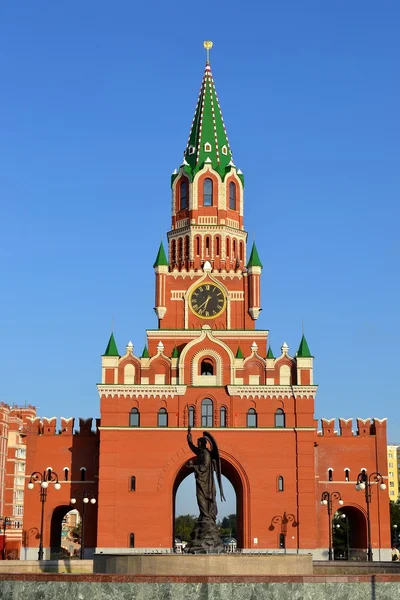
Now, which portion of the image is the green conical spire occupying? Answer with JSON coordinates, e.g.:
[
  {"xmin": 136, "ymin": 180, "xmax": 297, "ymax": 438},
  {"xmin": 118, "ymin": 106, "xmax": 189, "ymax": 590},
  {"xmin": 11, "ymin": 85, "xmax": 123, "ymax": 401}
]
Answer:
[
  {"xmin": 235, "ymin": 346, "xmax": 244, "ymax": 359},
  {"xmin": 171, "ymin": 346, "xmax": 179, "ymax": 358},
  {"xmin": 153, "ymin": 241, "xmax": 168, "ymax": 268},
  {"xmin": 247, "ymin": 242, "xmax": 263, "ymax": 268},
  {"xmin": 297, "ymin": 334, "xmax": 312, "ymax": 358},
  {"xmin": 266, "ymin": 346, "xmax": 275, "ymax": 359},
  {"xmin": 141, "ymin": 346, "xmax": 150, "ymax": 358},
  {"xmin": 183, "ymin": 60, "xmax": 233, "ymax": 179},
  {"xmin": 103, "ymin": 332, "xmax": 119, "ymax": 357}
]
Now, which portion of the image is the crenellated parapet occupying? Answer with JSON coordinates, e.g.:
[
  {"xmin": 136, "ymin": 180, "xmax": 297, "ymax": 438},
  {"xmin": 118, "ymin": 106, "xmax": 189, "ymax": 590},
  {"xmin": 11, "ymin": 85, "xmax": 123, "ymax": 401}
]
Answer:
[
  {"xmin": 318, "ymin": 417, "xmax": 387, "ymax": 437},
  {"xmin": 25, "ymin": 416, "xmax": 98, "ymax": 436}
]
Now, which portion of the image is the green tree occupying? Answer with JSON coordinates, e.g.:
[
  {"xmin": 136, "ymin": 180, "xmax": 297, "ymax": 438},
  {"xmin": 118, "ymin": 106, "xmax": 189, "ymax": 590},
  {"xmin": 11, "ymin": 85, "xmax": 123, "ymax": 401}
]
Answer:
[
  {"xmin": 174, "ymin": 514, "xmax": 196, "ymax": 542},
  {"xmin": 71, "ymin": 522, "xmax": 81, "ymax": 542},
  {"xmin": 218, "ymin": 514, "xmax": 237, "ymax": 538}
]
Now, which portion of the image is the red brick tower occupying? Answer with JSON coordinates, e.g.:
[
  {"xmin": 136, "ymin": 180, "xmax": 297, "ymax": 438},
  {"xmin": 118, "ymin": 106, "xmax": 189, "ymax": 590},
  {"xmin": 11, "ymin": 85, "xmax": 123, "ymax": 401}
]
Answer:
[
  {"xmin": 22, "ymin": 44, "xmax": 391, "ymax": 562},
  {"xmin": 96, "ymin": 45, "xmax": 319, "ymax": 554}
]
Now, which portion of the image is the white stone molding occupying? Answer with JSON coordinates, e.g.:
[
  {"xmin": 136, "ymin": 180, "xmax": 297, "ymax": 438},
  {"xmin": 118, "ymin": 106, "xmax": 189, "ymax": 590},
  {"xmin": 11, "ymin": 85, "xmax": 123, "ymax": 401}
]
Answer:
[
  {"xmin": 226, "ymin": 385, "xmax": 318, "ymax": 399},
  {"xmin": 97, "ymin": 385, "xmax": 187, "ymax": 399}
]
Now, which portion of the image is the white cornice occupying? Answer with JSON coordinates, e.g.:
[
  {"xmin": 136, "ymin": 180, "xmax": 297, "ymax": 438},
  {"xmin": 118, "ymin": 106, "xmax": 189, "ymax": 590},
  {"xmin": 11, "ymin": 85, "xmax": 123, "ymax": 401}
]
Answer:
[
  {"xmin": 98, "ymin": 426, "xmax": 317, "ymax": 432},
  {"xmin": 226, "ymin": 385, "xmax": 318, "ymax": 399},
  {"xmin": 146, "ymin": 329, "xmax": 268, "ymax": 339},
  {"xmin": 97, "ymin": 385, "xmax": 187, "ymax": 399}
]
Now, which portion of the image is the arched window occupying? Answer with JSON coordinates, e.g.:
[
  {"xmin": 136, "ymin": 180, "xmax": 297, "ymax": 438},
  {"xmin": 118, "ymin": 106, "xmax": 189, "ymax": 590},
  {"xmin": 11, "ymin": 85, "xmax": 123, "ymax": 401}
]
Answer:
[
  {"xmin": 80, "ymin": 467, "xmax": 86, "ymax": 482},
  {"xmin": 279, "ymin": 533, "xmax": 285, "ymax": 549},
  {"xmin": 233, "ymin": 239, "xmax": 236, "ymax": 255},
  {"xmin": 129, "ymin": 533, "xmax": 135, "ymax": 548},
  {"xmin": 226, "ymin": 237, "xmax": 230, "ymax": 258},
  {"xmin": 171, "ymin": 240, "xmax": 176, "ymax": 265},
  {"xmin": 203, "ymin": 178, "xmax": 213, "ymax": 206},
  {"xmin": 205, "ymin": 236, "xmax": 210, "ymax": 256},
  {"xmin": 188, "ymin": 406, "xmax": 195, "ymax": 428},
  {"xmin": 180, "ymin": 180, "xmax": 188, "ymax": 210},
  {"xmin": 275, "ymin": 409, "xmax": 285, "ymax": 428},
  {"xmin": 239, "ymin": 241, "xmax": 243, "ymax": 261},
  {"xmin": 328, "ymin": 469, "xmax": 333, "ymax": 482},
  {"xmin": 185, "ymin": 236, "xmax": 189, "ymax": 259},
  {"xmin": 129, "ymin": 408, "xmax": 140, "ymax": 427},
  {"xmin": 195, "ymin": 236, "xmax": 200, "ymax": 256},
  {"xmin": 229, "ymin": 182, "xmax": 236, "ymax": 210},
  {"xmin": 201, "ymin": 359, "xmax": 214, "ymax": 376},
  {"xmin": 130, "ymin": 476, "xmax": 136, "ymax": 491},
  {"xmin": 216, "ymin": 236, "xmax": 220, "ymax": 256},
  {"xmin": 158, "ymin": 408, "xmax": 168, "ymax": 427},
  {"xmin": 178, "ymin": 238, "xmax": 183, "ymax": 261},
  {"xmin": 278, "ymin": 476, "xmax": 284, "ymax": 492},
  {"xmin": 201, "ymin": 399, "xmax": 213, "ymax": 427},
  {"xmin": 247, "ymin": 408, "xmax": 257, "ymax": 428},
  {"xmin": 64, "ymin": 468, "xmax": 69, "ymax": 482},
  {"xmin": 345, "ymin": 469, "xmax": 350, "ymax": 482},
  {"xmin": 220, "ymin": 406, "xmax": 227, "ymax": 428}
]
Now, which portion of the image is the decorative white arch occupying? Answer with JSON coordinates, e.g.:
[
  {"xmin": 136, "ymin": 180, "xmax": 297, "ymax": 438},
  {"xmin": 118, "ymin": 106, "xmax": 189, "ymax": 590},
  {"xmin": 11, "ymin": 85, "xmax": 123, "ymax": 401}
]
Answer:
[
  {"xmin": 191, "ymin": 348, "xmax": 223, "ymax": 386},
  {"xmin": 179, "ymin": 328, "xmax": 235, "ymax": 385}
]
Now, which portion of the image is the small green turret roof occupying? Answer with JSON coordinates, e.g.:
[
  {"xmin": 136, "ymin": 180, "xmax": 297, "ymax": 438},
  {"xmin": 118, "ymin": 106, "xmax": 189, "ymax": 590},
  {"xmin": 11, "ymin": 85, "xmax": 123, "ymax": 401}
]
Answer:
[
  {"xmin": 297, "ymin": 334, "xmax": 312, "ymax": 358},
  {"xmin": 183, "ymin": 60, "xmax": 234, "ymax": 180},
  {"xmin": 247, "ymin": 242, "xmax": 263, "ymax": 268},
  {"xmin": 171, "ymin": 346, "xmax": 179, "ymax": 358},
  {"xmin": 266, "ymin": 346, "xmax": 275, "ymax": 359},
  {"xmin": 103, "ymin": 332, "xmax": 119, "ymax": 357},
  {"xmin": 153, "ymin": 241, "xmax": 168, "ymax": 268},
  {"xmin": 235, "ymin": 346, "xmax": 244, "ymax": 359},
  {"xmin": 141, "ymin": 346, "xmax": 150, "ymax": 358}
]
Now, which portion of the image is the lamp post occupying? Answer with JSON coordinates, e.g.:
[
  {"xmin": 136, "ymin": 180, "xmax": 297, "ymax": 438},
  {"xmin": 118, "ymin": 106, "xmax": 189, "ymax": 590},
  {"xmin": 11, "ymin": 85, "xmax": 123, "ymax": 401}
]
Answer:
[
  {"xmin": 355, "ymin": 471, "xmax": 386, "ymax": 562},
  {"xmin": 27, "ymin": 471, "xmax": 61, "ymax": 560},
  {"xmin": 1, "ymin": 517, "xmax": 12, "ymax": 560},
  {"xmin": 320, "ymin": 491, "xmax": 344, "ymax": 561},
  {"xmin": 341, "ymin": 513, "xmax": 350, "ymax": 560},
  {"xmin": 70, "ymin": 490, "xmax": 97, "ymax": 559}
]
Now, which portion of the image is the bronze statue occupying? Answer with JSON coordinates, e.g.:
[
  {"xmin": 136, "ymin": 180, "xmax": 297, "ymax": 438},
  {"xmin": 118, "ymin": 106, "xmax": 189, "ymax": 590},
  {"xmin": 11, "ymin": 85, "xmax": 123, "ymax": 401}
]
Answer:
[{"xmin": 184, "ymin": 427, "xmax": 225, "ymax": 553}]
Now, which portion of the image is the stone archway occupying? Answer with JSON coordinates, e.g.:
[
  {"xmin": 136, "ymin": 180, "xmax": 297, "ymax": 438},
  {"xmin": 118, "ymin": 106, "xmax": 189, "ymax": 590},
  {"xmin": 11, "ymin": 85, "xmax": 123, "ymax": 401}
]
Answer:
[
  {"xmin": 333, "ymin": 506, "xmax": 367, "ymax": 560},
  {"xmin": 172, "ymin": 452, "xmax": 249, "ymax": 549},
  {"xmin": 50, "ymin": 505, "xmax": 80, "ymax": 559}
]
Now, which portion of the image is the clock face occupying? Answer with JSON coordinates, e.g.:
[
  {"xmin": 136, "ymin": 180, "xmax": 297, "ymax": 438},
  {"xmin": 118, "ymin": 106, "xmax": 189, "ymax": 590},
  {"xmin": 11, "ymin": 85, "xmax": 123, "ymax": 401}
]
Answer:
[{"xmin": 189, "ymin": 282, "xmax": 226, "ymax": 319}]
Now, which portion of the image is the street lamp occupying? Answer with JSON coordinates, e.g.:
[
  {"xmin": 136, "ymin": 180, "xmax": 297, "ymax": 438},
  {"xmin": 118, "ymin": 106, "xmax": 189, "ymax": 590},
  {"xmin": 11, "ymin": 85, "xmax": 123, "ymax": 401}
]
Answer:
[
  {"xmin": 27, "ymin": 470, "xmax": 60, "ymax": 560},
  {"xmin": 70, "ymin": 490, "xmax": 97, "ymax": 559},
  {"xmin": 341, "ymin": 513, "xmax": 350, "ymax": 560},
  {"xmin": 1, "ymin": 517, "xmax": 12, "ymax": 560},
  {"xmin": 320, "ymin": 491, "xmax": 344, "ymax": 561},
  {"xmin": 355, "ymin": 471, "xmax": 386, "ymax": 562}
]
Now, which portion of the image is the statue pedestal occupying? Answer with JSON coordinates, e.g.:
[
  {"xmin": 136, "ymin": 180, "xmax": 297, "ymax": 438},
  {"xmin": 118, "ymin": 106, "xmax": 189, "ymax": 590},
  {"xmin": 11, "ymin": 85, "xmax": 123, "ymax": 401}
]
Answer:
[
  {"xmin": 184, "ymin": 517, "xmax": 224, "ymax": 554},
  {"xmin": 94, "ymin": 553, "xmax": 313, "ymax": 576}
]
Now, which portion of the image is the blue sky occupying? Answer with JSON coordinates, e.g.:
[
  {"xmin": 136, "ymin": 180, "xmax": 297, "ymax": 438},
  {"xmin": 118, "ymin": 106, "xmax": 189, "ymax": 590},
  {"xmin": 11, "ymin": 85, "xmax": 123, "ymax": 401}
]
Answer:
[{"xmin": 1, "ymin": 3, "xmax": 399, "ymax": 517}]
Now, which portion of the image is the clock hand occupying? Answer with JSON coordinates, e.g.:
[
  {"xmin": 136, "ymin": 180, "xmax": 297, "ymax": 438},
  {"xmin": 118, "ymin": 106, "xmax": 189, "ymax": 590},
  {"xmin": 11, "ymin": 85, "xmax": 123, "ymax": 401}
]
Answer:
[{"xmin": 197, "ymin": 296, "xmax": 212, "ymax": 310}]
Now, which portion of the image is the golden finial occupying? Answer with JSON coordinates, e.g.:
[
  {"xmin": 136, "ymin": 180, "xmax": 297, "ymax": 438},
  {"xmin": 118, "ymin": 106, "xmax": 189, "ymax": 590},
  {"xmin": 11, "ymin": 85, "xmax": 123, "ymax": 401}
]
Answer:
[{"xmin": 203, "ymin": 40, "xmax": 213, "ymax": 64}]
